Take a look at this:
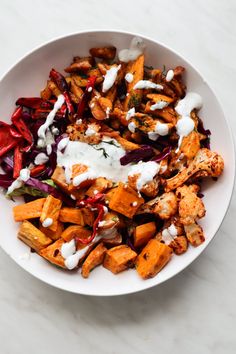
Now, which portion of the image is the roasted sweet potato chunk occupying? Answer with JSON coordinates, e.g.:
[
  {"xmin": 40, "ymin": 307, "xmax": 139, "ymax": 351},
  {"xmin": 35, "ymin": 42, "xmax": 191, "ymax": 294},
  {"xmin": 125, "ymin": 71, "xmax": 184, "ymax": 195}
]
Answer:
[
  {"xmin": 108, "ymin": 183, "xmax": 144, "ymax": 218},
  {"xmin": 86, "ymin": 177, "xmax": 113, "ymax": 197},
  {"xmin": 40, "ymin": 195, "xmax": 62, "ymax": 232},
  {"xmin": 61, "ymin": 225, "xmax": 91, "ymax": 242},
  {"xmin": 134, "ymin": 222, "xmax": 156, "ymax": 248},
  {"xmin": 135, "ymin": 239, "xmax": 172, "ymax": 279},
  {"xmin": 18, "ymin": 220, "xmax": 52, "ymax": 252},
  {"xmin": 39, "ymin": 221, "xmax": 64, "ymax": 241},
  {"xmin": 103, "ymin": 245, "xmax": 137, "ymax": 274},
  {"xmin": 39, "ymin": 238, "xmax": 65, "ymax": 268},
  {"xmin": 59, "ymin": 207, "xmax": 84, "ymax": 225},
  {"xmin": 13, "ymin": 198, "xmax": 46, "ymax": 222},
  {"xmin": 81, "ymin": 243, "xmax": 107, "ymax": 278}
]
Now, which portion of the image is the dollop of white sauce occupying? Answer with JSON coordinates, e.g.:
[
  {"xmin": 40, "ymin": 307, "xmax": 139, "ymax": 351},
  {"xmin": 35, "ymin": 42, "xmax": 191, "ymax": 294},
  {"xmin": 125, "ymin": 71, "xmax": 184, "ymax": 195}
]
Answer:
[
  {"xmin": 148, "ymin": 122, "xmax": 169, "ymax": 141},
  {"xmin": 128, "ymin": 161, "xmax": 160, "ymax": 190},
  {"xmin": 34, "ymin": 152, "xmax": 49, "ymax": 165},
  {"xmin": 102, "ymin": 65, "xmax": 121, "ymax": 93},
  {"xmin": 37, "ymin": 94, "xmax": 65, "ymax": 144},
  {"xmin": 125, "ymin": 73, "xmax": 134, "ymax": 83},
  {"xmin": 57, "ymin": 137, "xmax": 131, "ymax": 185},
  {"xmin": 118, "ymin": 37, "xmax": 146, "ymax": 63},
  {"xmin": 128, "ymin": 121, "xmax": 136, "ymax": 133},
  {"xmin": 7, "ymin": 168, "xmax": 30, "ymax": 194},
  {"xmin": 42, "ymin": 217, "xmax": 53, "ymax": 228},
  {"xmin": 150, "ymin": 100, "xmax": 169, "ymax": 110},
  {"xmin": 126, "ymin": 107, "xmax": 135, "ymax": 121},
  {"xmin": 58, "ymin": 137, "xmax": 70, "ymax": 152},
  {"xmin": 175, "ymin": 92, "xmax": 203, "ymax": 152},
  {"xmin": 85, "ymin": 126, "xmax": 97, "ymax": 137},
  {"xmin": 166, "ymin": 69, "xmax": 174, "ymax": 82},
  {"xmin": 73, "ymin": 169, "xmax": 98, "ymax": 187},
  {"xmin": 161, "ymin": 224, "xmax": 178, "ymax": 245},
  {"xmin": 61, "ymin": 228, "xmax": 118, "ymax": 270},
  {"xmin": 46, "ymin": 144, "xmax": 52, "ymax": 156},
  {"xmin": 133, "ymin": 80, "xmax": 163, "ymax": 90}
]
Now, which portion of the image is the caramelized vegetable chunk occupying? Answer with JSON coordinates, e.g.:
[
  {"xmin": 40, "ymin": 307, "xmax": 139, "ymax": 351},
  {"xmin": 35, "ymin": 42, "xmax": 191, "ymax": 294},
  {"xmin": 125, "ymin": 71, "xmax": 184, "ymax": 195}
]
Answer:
[
  {"xmin": 108, "ymin": 183, "xmax": 144, "ymax": 218},
  {"xmin": 89, "ymin": 46, "xmax": 116, "ymax": 60},
  {"xmin": 39, "ymin": 238, "xmax": 65, "ymax": 268},
  {"xmin": 184, "ymin": 222, "xmax": 205, "ymax": 247},
  {"xmin": 61, "ymin": 225, "xmax": 91, "ymax": 242},
  {"xmin": 81, "ymin": 243, "xmax": 107, "ymax": 278},
  {"xmin": 59, "ymin": 207, "xmax": 84, "ymax": 225},
  {"xmin": 136, "ymin": 239, "xmax": 172, "ymax": 279},
  {"xmin": 86, "ymin": 177, "xmax": 113, "ymax": 197},
  {"xmin": 40, "ymin": 195, "xmax": 62, "ymax": 232},
  {"xmin": 134, "ymin": 222, "xmax": 156, "ymax": 248},
  {"xmin": 103, "ymin": 245, "xmax": 137, "ymax": 274},
  {"xmin": 39, "ymin": 221, "xmax": 64, "ymax": 241},
  {"xmin": 18, "ymin": 220, "xmax": 52, "ymax": 252},
  {"xmin": 153, "ymin": 192, "xmax": 178, "ymax": 220},
  {"xmin": 13, "ymin": 198, "xmax": 46, "ymax": 222}
]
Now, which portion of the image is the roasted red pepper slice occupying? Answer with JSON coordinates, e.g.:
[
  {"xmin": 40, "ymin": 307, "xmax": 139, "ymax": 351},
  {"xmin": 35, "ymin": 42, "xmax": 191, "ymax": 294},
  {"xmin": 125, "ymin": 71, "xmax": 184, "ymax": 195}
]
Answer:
[
  {"xmin": 0, "ymin": 121, "xmax": 21, "ymax": 158},
  {"xmin": 13, "ymin": 145, "xmax": 23, "ymax": 179},
  {"xmin": 9, "ymin": 127, "xmax": 22, "ymax": 139},
  {"xmin": 76, "ymin": 203, "xmax": 105, "ymax": 245},
  {"xmin": 77, "ymin": 193, "xmax": 105, "ymax": 207},
  {"xmin": 11, "ymin": 107, "xmax": 33, "ymax": 150},
  {"xmin": 15, "ymin": 97, "xmax": 52, "ymax": 110},
  {"xmin": 49, "ymin": 69, "xmax": 74, "ymax": 115},
  {"xmin": 30, "ymin": 164, "xmax": 46, "ymax": 177},
  {"xmin": 77, "ymin": 75, "xmax": 97, "ymax": 118}
]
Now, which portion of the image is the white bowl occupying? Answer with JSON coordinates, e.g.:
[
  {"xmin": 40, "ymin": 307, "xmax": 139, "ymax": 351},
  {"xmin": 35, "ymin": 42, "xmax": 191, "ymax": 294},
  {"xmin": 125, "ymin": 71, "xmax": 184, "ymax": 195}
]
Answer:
[{"xmin": 0, "ymin": 30, "xmax": 234, "ymax": 296}]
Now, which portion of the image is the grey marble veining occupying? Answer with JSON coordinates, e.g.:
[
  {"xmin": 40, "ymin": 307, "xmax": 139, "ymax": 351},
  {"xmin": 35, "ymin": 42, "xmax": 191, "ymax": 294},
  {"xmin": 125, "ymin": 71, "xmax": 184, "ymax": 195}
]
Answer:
[{"xmin": 0, "ymin": 0, "xmax": 236, "ymax": 353}]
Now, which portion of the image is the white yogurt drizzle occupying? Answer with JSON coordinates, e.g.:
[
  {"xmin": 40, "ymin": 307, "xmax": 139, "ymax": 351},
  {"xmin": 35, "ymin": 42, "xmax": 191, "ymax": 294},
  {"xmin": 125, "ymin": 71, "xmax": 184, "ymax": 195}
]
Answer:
[
  {"xmin": 133, "ymin": 80, "xmax": 163, "ymax": 90},
  {"xmin": 57, "ymin": 137, "xmax": 131, "ymax": 186},
  {"xmin": 37, "ymin": 94, "xmax": 65, "ymax": 148},
  {"xmin": 126, "ymin": 107, "xmax": 135, "ymax": 121},
  {"xmin": 85, "ymin": 125, "xmax": 97, "ymax": 137},
  {"xmin": 61, "ymin": 229, "xmax": 117, "ymax": 270},
  {"xmin": 34, "ymin": 152, "xmax": 49, "ymax": 165},
  {"xmin": 150, "ymin": 100, "xmax": 169, "ymax": 110},
  {"xmin": 161, "ymin": 224, "xmax": 178, "ymax": 245},
  {"xmin": 166, "ymin": 69, "xmax": 174, "ymax": 82},
  {"xmin": 125, "ymin": 73, "xmax": 134, "ymax": 83},
  {"xmin": 102, "ymin": 65, "xmax": 121, "ymax": 93},
  {"xmin": 7, "ymin": 168, "xmax": 30, "ymax": 194},
  {"xmin": 175, "ymin": 92, "xmax": 203, "ymax": 152},
  {"xmin": 148, "ymin": 122, "xmax": 169, "ymax": 141},
  {"xmin": 42, "ymin": 217, "xmax": 53, "ymax": 228},
  {"xmin": 128, "ymin": 161, "xmax": 160, "ymax": 190},
  {"xmin": 57, "ymin": 137, "xmax": 69, "ymax": 152},
  {"xmin": 118, "ymin": 37, "xmax": 146, "ymax": 63},
  {"xmin": 128, "ymin": 121, "xmax": 136, "ymax": 133}
]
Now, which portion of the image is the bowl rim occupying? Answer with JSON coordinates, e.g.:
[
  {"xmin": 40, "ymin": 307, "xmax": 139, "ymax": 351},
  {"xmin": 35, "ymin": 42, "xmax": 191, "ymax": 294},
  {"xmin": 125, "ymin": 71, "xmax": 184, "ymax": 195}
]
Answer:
[{"xmin": 0, "ymin": 29, "xmax": 235, "ymax": 296}]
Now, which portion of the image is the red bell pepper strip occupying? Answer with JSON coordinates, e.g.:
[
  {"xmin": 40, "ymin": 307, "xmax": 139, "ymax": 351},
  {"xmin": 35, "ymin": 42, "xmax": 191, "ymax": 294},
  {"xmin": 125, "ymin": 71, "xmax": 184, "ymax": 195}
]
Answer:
[
  {"xmin": 30, "ymin": 164, "xmax": 46, "ymax": 177},
  {"xmin": 11, "ymin": 107, "xmax": 33, "ymax": 150},
  {"xmin": 49, "ymin": 69, "xmax": 74, "ymax": 115},
  {"xmin": 13, "ymin": 145, "xmax": 23, "ymax": 179},
  {"xmin": 15, "ymin": 97, "xmax": 52, "ymax": 110},
  {"xmin": 77, "ymin": 75, "xmax": 97, "ymax": 118},
  {"xmin": 76, "ymin": 203, "xmax": 105, "ymax": 245},
  {"xmin": 0, "ymin": 121, "xmax": 21, "ymax": 157},
  {"xmin": 76, "ymin": 193, "xmax": 105, "ymax": 244}
]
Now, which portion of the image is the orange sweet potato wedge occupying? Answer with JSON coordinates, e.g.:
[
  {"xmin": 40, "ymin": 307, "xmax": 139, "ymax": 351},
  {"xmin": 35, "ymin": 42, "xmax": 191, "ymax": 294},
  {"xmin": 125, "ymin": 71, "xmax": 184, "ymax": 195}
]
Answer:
[
  {"xmin": 39, "ymin": 238, "xmax": 66, "ymax": 268},
  {"xmin": 61, "ymin": 225, "xmax": 91, "ymax": 242},
  {"xmin": 134, "ymin": 221, "xmax": 156, "ymax": 248},
  {"xmin": 39, "ymin": 221, "xmax": 64, "ymax": 241},
  {"xmin": 81, "ymin": 243, "xmax": 107, "ymax": 278},
  {"xmin": 135, "ymin": 239, "xmax": 172, "ymax": 279},
  {"xmin": 13, "ymin": 198, "xmax": 46, "ymax": 222},
  {"xmin": 59, "ymin": 207, "xmax": 84, "ymax": 225},
  {"xmin": 40, "ymin": 195, "xmax": 62, "ymax": 232},
  {"xmin": 103, "ymin": 245, "xmax": 137, "ymax": 274},
  {"xmin": 18, "ymin": 220, "xmax": 52, "ymax": 252}
]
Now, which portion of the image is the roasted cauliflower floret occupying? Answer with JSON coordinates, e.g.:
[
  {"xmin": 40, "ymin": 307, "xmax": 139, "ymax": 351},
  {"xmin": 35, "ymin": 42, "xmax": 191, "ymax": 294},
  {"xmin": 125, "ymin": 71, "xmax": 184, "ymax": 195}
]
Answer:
[
  {"xmin": 165, "ymin": 148, "xmax": 224, "ymax": 192},
  {"xmin": 184, "ymin": 222, "xmax": 205, "ymax": 247},
  {"xmin": 128, "ymin": 175, "xmax": 159, "ymax": 197},
  {"xmin": 153, "ymin": 192, "xmax": 178, "ymax": 219},
  {"xmin": 67, "ymin": 121, "xmax": 102, "ymax": 144},
  {"xmin": 176, "ymin": 184, "xmax": 205, "ymax": 225}
]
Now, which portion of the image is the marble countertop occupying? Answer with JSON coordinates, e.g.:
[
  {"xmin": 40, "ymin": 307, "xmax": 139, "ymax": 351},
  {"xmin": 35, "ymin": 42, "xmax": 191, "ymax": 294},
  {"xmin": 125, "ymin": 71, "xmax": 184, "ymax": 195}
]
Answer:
[{"xmin": 0, "ymin": 0, "xmax": 236, "ymax": 353}]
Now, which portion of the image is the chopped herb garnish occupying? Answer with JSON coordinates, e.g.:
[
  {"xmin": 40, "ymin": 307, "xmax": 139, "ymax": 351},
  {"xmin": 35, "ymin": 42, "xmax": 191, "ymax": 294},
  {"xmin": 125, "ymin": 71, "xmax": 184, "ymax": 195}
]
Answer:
[
  {"xmin": 144, "ymin": 65, "xmax": 154, "ymax": 70},
  {"xmin": 91, "ymin": 145, "xmax": 109, "ymax": 158},
  {"xmin": 103, "ymin": 140, "xmax": 120, "ymax": 148}
]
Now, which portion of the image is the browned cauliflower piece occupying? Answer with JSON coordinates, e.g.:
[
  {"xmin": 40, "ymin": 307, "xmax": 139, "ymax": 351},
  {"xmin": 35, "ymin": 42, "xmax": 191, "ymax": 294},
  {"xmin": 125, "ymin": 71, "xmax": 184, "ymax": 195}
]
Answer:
[
  {"xmin": 176, "ymin": 185, "xmax": 204, "ymax": 222},
  {"xmin": 164, "ymin": 148, "xmax": 224, "ymax": 192},
  {"xmin": 67, "ymin": 121, "xmax": 102, "ymax": 144},
  {"xmin": 153, "ymin": 192, "xmax": 178, "ymax": 219},
  {"xmin": 176, "ymin": 185, "xmax": 205, "ymax": 225},
  {"xmin": 184, "ymin": 222, "xmax": 205, "ymax": 247},
  {"xmin": 128, "ymin": 175, "xmax": 160, "ymax": 197},
  {"xmin": 169, "ymin": 236, "xmax": 188, "ymax": 255}
]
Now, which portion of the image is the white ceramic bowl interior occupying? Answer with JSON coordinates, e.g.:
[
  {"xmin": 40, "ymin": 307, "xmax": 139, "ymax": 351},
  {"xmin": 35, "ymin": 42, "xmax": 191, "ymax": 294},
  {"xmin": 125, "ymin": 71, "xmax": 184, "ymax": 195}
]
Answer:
[{"xmin": 0, "ymin": 30, "xmax": 234, "ymax": 296}]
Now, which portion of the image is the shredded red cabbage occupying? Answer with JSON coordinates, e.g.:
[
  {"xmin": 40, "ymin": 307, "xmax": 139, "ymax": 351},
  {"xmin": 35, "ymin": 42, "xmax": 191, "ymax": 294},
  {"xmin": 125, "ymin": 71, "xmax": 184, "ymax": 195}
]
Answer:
[
  {"xmin": 120, "ymin": 145, "xmax": 155, "ymax": 165},
  {"xmin": 152, "ymin": 146, "xmax": 172, "ymax": 162},
  {"xmin": 0, "ymin": 174, "xmax": 14, "ymax": 188}
]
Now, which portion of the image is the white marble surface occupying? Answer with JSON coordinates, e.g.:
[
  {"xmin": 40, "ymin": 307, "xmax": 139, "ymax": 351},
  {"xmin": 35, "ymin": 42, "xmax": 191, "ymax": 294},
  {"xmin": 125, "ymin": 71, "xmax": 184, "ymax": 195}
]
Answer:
[{"xmin": 0, "ymin": 0, "xmax": 236, "ymax": 353}]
